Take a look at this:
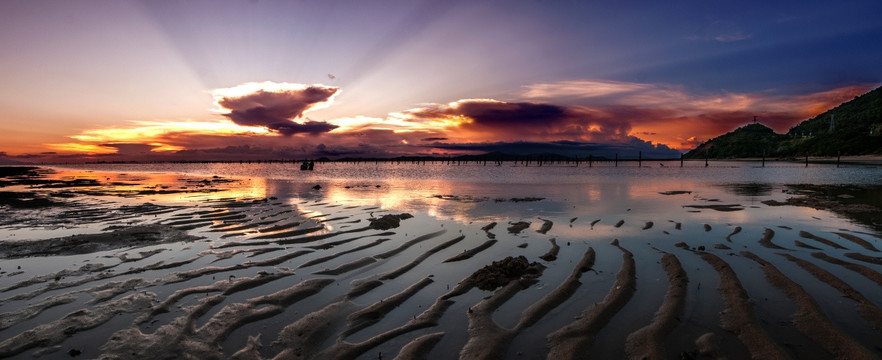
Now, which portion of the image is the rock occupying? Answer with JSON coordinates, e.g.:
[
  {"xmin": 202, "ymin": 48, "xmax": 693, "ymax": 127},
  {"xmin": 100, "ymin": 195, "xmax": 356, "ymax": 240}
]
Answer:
[
  {"xmin": 470, "ymin": 256, "xmax": 542, "ymax": 291},
  {"xmin": 659, "ymin": 190, "xmax": 692, "ymax": 195},
  {"xmin": 368, "ymin": 213, "xmax": 414, "ymax": 230},
  {"xmin": 507, "ymin": 221, "xmax": 530, "ymax": 234},
  {"xmin": 312, "ymin": 185, "xmax": 322, "ymax": 190},
  {"xmin": 536, "ymin": 219, "xmax": 553, "ymax": 234}
]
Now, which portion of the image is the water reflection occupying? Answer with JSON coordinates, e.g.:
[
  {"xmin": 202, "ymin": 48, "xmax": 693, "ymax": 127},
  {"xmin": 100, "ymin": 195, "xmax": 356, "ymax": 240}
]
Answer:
[
  {"xmin": 255, "ymin": 177, "xmax": 754, "ymax": 229},
  {"xmin": 26, "ymin": 168, "xmax": 269, "ymax": 204},
  {"xmin": 32, "ymin": 163, "xmax": 882, "ymax": 235}
]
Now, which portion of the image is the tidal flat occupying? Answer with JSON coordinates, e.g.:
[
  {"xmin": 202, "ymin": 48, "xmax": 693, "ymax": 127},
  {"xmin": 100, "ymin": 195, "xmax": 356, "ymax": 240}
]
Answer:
[{"xmin": 0, "ymin": 162, "xmax": 881, "ymax": 359}]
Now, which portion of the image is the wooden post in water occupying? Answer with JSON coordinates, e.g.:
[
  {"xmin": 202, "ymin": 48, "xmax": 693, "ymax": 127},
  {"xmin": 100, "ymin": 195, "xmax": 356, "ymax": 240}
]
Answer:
[
  {"xmin": 762, "ymin": 150, "xmax": 765, "ymax": 168},
  {"xmin": 589, "ymin": 154, "xmax": 593, "ymax": 168},
  {"xmin": 680, "ymin": 153, "xmax": 683, "ymax": 168},
  {"xmin": 805, "ymin": 153, "xmax": 808, "ymax": 167},
  {"xmin": 837, "ymin": 151, "xmax": 841, "ymax": 168},
  {"xmin": 705, "ymin": 150, "xmax": 709, "ymax": 167},
  {"xmin": 615, "ymin": 153, "xmax": 618, "ymax": 167},
  {"xmin": 638, "ymin": 151, "xmax": 642, "ymax": 167}
]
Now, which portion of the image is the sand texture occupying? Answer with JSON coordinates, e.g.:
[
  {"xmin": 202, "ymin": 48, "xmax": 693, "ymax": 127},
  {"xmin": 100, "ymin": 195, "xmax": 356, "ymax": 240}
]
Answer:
[{"xmin": 0, "ymin": 167, "xmax": 880, "ymax": 359}]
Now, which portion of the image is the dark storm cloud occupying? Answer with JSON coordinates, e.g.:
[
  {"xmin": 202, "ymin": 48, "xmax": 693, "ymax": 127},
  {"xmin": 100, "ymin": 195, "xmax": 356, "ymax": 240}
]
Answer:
[
  {"xmin": 421, "ymin": 137, "xmax": 448, "ymax": 142},
  {"xmin": 408, "ymin": 101, "xmax": 570, "ymax": 127},
  {"xmin": 271, "ymin": 121, "xmax": 339, "ymax": 136},
  {"xmin": 216, "ymin": 84, "xmax": 340, "ymax": 136},
  {"xmin": 403, "ymin": 100, "xmax": 634, "ymax": 142},
  {"xmin": 455, "ymin": 102, "xmax": 569, "ymax": 126}
]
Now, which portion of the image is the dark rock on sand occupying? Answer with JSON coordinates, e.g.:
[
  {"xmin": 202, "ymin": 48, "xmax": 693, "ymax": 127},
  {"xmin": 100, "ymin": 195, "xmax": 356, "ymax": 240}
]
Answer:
[
  {"xmin": 683, "ymin": 204, "xmax": 744, "ymax": 212},
  {"xmin": 368, "ymin": 213, "xmax": 413, "ymax": 230},
  {"xmin": 537, "ymin": 219, "xmax": 553, "ymax": 234},
  {"xmin": 494, "ymin": 197, "xmax": 544, "ymax": 203},
  {"xmin": 432, "ymin": 194, "xmax": 489, "ymax": 203},
  {"xmin": 471, "ymin": 256, "xmax": 543, "ymax": 291},
  {"xmin": 659, "ymin": 190, "xmax": 692, "ymax": 195},
  {"xmin": 507, "ymin": 221, "xmax": 531, "ymax": 234}
]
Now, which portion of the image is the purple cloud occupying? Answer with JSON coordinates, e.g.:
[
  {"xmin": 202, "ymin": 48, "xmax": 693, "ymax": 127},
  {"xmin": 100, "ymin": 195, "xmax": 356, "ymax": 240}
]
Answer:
[{"xmin": 214, "ymin": 83, "xmax": 340, "ymax": 136}]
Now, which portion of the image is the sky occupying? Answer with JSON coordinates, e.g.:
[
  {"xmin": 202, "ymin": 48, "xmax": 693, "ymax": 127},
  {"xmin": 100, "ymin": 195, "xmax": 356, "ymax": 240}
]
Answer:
[{"xmin": 1, "ymin": 0, "xmax": 880, "ymax": 162}]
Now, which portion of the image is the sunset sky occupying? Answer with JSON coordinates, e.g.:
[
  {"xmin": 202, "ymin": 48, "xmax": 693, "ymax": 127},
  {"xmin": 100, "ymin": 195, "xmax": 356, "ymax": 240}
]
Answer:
[{"xmin": 1, "ymin": 0, "xmax": 880, "ymax": 162}]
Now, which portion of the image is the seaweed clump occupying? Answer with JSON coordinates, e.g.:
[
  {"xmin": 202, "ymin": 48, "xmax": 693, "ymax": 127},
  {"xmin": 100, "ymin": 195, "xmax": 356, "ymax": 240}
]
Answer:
[
  {"xmin": 471, "ymin": 256, "xmax": 543, "ymax": 291},
  {"xmin": 368, "ymin": 213, "xmax": 414, "ymax": 230}
]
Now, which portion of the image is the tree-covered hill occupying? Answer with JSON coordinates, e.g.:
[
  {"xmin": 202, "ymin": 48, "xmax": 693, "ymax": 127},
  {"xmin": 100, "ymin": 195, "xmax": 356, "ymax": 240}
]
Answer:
[
  {"xmin": 684, "ymin": 123, "xmax": 788, "ymax": 159},
  {"xmin": 685, "ymin": 86, "xmax": 882, "ymax": 159},
  {"xmin": 780, "ymin": 86, "xmax": 882, "ymax": 156}
]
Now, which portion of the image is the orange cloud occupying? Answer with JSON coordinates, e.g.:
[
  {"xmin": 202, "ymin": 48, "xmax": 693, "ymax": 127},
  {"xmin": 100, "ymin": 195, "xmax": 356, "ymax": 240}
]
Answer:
[
  {"xmin": 26, "ymin": 79, "xmax": 877, "ymax": 161},
  {"xmin": 521, "ymin": 80, "xmax": 876, "ymax": 150},
  {"xmin": 396, "ymin": 99, "xmax": 633, "ymax": 144}
]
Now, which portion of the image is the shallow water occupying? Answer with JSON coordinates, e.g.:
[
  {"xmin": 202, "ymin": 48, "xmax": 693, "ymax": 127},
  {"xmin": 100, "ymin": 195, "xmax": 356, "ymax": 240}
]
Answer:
[{"xmin": 0, "ymin": 162, "xmax": 880, "ymax": 359}]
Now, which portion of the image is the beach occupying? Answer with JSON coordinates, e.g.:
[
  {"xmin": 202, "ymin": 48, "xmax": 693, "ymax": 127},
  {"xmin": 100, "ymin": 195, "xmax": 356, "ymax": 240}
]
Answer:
[{"xmin": 1, "ymin": 162, "xmax": 881, "ymax": 359}]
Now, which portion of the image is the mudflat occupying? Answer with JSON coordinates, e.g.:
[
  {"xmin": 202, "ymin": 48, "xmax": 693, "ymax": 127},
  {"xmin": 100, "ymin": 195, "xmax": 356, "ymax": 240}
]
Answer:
[{"xmin": 1, "ymin": 165, "xmax": 881, "ymax": 359}]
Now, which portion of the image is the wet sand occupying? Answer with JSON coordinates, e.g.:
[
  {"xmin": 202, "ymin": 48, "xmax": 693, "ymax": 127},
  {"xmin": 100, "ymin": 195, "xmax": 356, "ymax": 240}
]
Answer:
[{"xmin": 0, "ymin": 166, "xmax": 881, "ymax": 359}]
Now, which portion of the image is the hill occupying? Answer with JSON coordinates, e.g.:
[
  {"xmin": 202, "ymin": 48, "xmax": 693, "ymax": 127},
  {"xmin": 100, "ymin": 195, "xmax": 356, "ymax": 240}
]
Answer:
[
  {"xmin": 685, "ymin": 86, "xmax": 882, "ymax": 159},
  {"xmin": 684, "ymin": 123, "xmax": 787, "ymax": 159},
  {"xmin": 780, "ymin": 86, "xmax": 882, "ymax": 156}
]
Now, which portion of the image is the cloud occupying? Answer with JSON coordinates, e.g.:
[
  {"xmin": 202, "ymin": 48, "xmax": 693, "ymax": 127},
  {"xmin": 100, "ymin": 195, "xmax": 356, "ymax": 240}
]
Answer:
[
  {"xmin": 100, "ymin": 143, "xmax": 158, "ymax": 155},
  {"xmin": 521, "ymin": 80, "xmax": 876, "ymax": 150},
  {"xmin": 398, "ymin": 99, "xmax": 633, "ymax": 143},
  {"xmin": 407, "ymin": 99, "xmax": 568, "ymax": 126},
  {"xmin": 521, "ymin": 80, "xmax": 650, "ymax": 99},
  {"xmin": 273, "ymin": 120, "xmax": 340, "ymax": 136},
  {"xmin": 34, "ymin": 77, "xmax": 876, "ymax": 161},
  {"xmin": 213, "ymin": 82, "xmax": 341, "ymax": 136}
]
